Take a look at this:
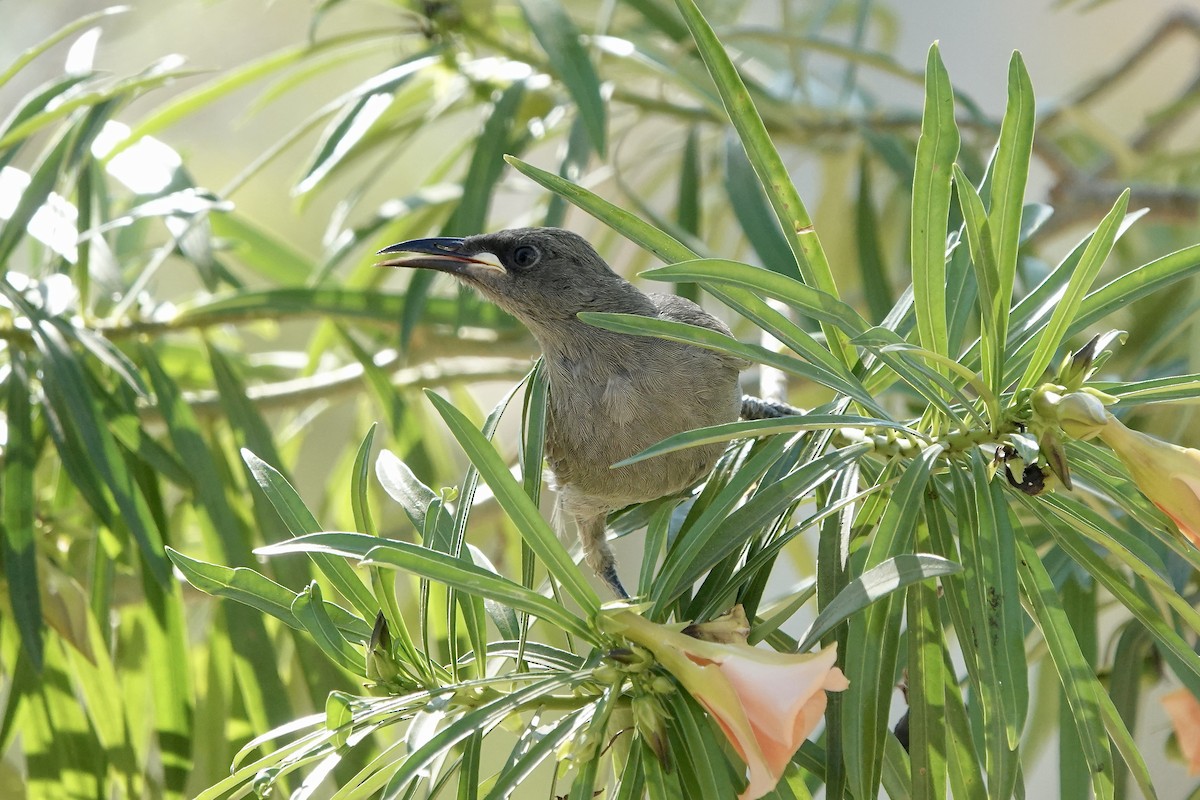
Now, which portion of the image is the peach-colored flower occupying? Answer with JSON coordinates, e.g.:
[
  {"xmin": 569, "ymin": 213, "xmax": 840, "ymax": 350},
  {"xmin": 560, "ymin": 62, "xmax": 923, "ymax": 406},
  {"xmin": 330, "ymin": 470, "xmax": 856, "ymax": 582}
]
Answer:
[
  {"xmin": 604, "ymin": 609, "xmax": 848, "ymax": 800},
  {"xmin": 1097, "ymin": 414, "xmax": 1200, "ymax": 548},
  {"xmin": 1162, "ymin": 688, "xmax": 1200, "ymax": 775}
]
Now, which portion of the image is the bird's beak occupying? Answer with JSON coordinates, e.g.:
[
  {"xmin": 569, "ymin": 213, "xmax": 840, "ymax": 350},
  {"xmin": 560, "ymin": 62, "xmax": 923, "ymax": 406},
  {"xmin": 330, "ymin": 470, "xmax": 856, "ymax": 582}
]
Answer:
[{"xmin": 375, "ymin": 237, "xmax": 506, "ymax": 275}]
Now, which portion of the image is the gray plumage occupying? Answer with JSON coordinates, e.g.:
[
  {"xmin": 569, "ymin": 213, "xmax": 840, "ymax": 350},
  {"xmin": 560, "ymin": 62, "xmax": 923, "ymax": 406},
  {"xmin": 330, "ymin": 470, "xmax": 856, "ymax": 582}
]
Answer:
[{"xmin": 378, "ymin": 227, "xmax": 747, "ymax": 597}]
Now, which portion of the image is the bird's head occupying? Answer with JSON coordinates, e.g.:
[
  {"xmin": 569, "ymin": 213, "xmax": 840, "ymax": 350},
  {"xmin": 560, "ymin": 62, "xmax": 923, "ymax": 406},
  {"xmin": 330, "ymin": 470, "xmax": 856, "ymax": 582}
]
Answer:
[{"xmin": 376, "ymin": 227, "xmax": 646, "ymax": 327}]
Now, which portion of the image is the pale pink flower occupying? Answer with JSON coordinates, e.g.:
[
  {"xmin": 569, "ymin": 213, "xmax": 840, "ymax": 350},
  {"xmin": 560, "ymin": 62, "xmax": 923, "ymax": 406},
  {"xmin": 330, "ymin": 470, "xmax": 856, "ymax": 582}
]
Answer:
[
  {"xmin": 1162, "ymin": 688, "xmax": 1200, "ymax": 775},
  {"xmin": 605, "ymin": 609, "xmax": 848, "ymax": 800},
  {"xmin": 1097, "ymin": 414, "xmax": 1200, "ymax": 547}
]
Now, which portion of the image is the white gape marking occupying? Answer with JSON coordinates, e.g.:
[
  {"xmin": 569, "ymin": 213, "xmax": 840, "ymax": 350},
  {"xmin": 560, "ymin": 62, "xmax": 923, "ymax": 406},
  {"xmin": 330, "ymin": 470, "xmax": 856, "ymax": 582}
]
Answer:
[{"xmin": 466, "ymin": 250, "xmax": 506, "ymax": 274}]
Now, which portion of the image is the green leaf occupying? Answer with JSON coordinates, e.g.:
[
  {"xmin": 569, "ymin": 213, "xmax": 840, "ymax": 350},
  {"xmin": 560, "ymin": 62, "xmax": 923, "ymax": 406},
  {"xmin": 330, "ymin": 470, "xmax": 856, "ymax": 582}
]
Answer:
[
  {"xmin": 1102, "ymin": 624, "xmax": 1158, "ymax": 800},
  {"xmin": 702, "ymin": 283, "xmax": 852, "ymax": 379},
  {"xmin": 843, "ymin": 580, "xmax": 906, "ymax": 800},
  {"xmin": 0, "ymin": 121, "xmax": 75, "ymax": 265},
  {"xmin": 662, "ymin": 444, "xmax": 869, "ymax": 605},
  {"xmin": 987, "ymin": 52, "xmax": 1035, "ymax": 374},
  {"xmin": 544, "ymin": 117, "xmax": 591, "ymax": 228},
  {"xmin": 1101, "ymin": 373, "xmax": 1200, "ymax": 405},
  {"xmin": 578, "ymin": 311, "xmax": 880, "ymax": 414},
  {"xmin": 485, "ymin": 710, "xmax": 590, "ymax": 799},
  {"xmin": 908, "ymin": 529, "xmax": 949, "ymax": 800},
  {"xmin": 518, "ymin": 0, "xmax": 606, "ymax": 156},
  {"xmin": 677, "ymin": 126, "xmax": 702, "ymax": 239},
  {"xmin": 968, "ymin": 456, "xmax": 1026, "ymax": 772},
  {"xmin": 611, "ymin": 414, "xmax": 915, "ymax": 468},
  {"xmin": 648, "ymin": 435, "xmax": 791, "ymax": 613},
  {"xmin": 721, "ymin": 132, "xmax": 792, "ymax": 274},
  {"xmin": 351, "ymin": 423, "xmax": 379, "ymax": 536},
  {"xmin": 505, "ymin": 154, "xmax": 695, "ymax": 264},
  {"xmin": 1071, "ymin": 242, "xmax": 1200, "ymax": 339},
  {"xmin": 262, "ymin": 533, "xmax": 596, "ymax": 644},
  {"xmin": 166, "ymin": 547, "xmax": 301, "ymax": 632},
  {"xmin": 798, "ymin": 553, "xmax": 961, "ymax": 652},
  {"xmin": 2, "ymin": 356, "xmax": 42, "ymax": 670},
  {"xmin": 954, "ymin": 164, "xmax": 1003, "ymax": 398},
  {"xmin": 1022, "ymin": 496, "xmax": 1200, "ymax": 686},
  {"xmin": 447, "ymin": 79, "xmax": 528, "ymax": 233},
  {"xmin": 141, "ymin": 345, "xmax": 252, "ymax": 563},
  {"xmin": 842, "ymin": 445, "xmax": 942, "ymax": 800},
  {"xmin": 1016, "ymin": 189, "xmax": 1129, "ymax": 389},
  {"xmin": 0, "ymin": 6, "xmax": 129, "ymax": 90},
  {"xmin": 642, "ymin": 259, "xmax": 870, "ymax": 336},
  {"xmin": 141, "ymin": 572, "xmax": 194, "ymax": 796},
  {"xmin": 374, "ymin": 448, "xmax": 447, "ymax": 541},
  {"xmin": 424, "ymin": 391, "xmax": 600, "ymax": 616},
  {"xmin": 943, "ymin": 646, "xmax": 987, "ymax": 800},
  {"xmin": 568, "ymin": 687, "xmax": 621, "ymax": 800},
  {"xmin": 1016, "ymin": 537, "xmax": 1115, "ymax": 800},
  {"xmin": 209, "ymin": 212, "xmax": 316, "ymax": 284},
  {"xmin": 342, "ymin": 674, "xmax": 579, "ymax": 797},
  {"xmin": 855, "ymin": 155, "xmax": 894, "ymax": 322},
  {"xmin": 946, "ymin": 467, "xmax": 1010, "ymax": 796},
  {"xmin": 296, "ymin": 89, "xmax": 394, "ymax": 195},
  {"xmin": 34, "ymin": 321, "xmax": 169, "ymax": 583},
  {"xmin": 0, "ymin": 64, "xmax": 198, "ymax": 151},
  {"xmin": 909, "ymin": 42, "xmax": 960, "ymax": 362},
  {"xmin": 121, "ymin": 30, "xmax": 392, "ymax": 146},
  {"xmin": 1036, "ymin": 492, "xmax": 1200, "ymax": 637},
  {"xmin": 664, "ymin": 690, "xmax": 740, "ymax": 799},
  {"xmin": 672, "ymin": 0, "xmax": 851, "ymax": 365},
  {"xmin": 291, "ymin": 582, "xmax": 366, "ymax": 674},
  {"xmin": 242, "ymin": 449, "xmax": 377, "ymax": 619}
]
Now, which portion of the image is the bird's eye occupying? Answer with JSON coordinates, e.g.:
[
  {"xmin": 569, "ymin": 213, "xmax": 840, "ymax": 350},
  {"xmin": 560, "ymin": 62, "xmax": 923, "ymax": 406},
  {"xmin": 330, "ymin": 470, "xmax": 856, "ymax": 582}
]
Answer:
[{"xmin": 511, "ymin": 245, "xmax": 540, "ymax": 269}]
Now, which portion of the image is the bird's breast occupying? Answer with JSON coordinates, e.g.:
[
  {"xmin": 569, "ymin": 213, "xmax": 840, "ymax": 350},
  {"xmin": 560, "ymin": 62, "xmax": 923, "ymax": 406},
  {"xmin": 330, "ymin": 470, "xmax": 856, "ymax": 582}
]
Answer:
[{"xmin": 541, "ymin": 340, "xmax": 741, "ymax": 510}]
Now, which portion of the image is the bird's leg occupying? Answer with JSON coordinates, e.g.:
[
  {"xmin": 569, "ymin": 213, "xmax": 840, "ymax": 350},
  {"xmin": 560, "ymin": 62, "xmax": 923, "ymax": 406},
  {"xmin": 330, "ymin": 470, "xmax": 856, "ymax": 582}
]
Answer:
[
  {"xmin": 740, "ymin": 394, "xmax": 805, "ymax": 420},
  {"xmin": 577, "ymin": 512, "xmax": 629, "ymax": 599}
]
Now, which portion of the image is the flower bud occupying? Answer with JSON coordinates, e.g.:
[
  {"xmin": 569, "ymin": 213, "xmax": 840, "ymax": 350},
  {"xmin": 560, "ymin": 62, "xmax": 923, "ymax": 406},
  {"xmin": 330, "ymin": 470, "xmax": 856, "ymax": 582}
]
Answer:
[{"xmin": 1056, "ymin": 391, "xmax": 1110, "ymax": 441}]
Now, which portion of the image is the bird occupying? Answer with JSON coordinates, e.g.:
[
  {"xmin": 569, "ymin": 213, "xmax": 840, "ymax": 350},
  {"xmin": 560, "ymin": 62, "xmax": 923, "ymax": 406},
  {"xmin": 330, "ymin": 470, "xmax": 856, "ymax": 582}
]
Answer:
[{"xmin": 377, "ymin": 227, "xmax": 792, "ymax": 598}]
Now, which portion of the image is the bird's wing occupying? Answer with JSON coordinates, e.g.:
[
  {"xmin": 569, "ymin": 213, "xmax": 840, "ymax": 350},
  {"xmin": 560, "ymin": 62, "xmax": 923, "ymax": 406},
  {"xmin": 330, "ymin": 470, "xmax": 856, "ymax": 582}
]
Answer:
[{"xmin": 650, "ymin": 294, "xmax": 752, "ymax": 368}]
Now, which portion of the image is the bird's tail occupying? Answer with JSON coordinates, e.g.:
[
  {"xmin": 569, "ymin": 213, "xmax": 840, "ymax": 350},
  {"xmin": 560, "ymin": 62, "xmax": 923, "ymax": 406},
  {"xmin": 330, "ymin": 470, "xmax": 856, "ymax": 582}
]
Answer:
[{"xmin": 740, "ymin": 394, "xmax": 805, "ymax": 420}]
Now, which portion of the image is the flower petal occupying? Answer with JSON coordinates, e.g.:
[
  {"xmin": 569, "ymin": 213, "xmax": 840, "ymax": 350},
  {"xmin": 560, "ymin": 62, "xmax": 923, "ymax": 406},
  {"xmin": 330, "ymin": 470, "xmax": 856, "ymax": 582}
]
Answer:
[{"xmin": 1163, "ymin": 688, "xmax": 1200, "ymax": 776}]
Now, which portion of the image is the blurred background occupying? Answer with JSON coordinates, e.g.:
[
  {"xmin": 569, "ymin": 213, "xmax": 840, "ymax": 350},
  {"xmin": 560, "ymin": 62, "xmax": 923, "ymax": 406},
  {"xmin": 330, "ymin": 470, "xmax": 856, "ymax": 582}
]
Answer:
[{"xmin": 3, "ymin": 0, "xmax": 1200, "ymax": 796}]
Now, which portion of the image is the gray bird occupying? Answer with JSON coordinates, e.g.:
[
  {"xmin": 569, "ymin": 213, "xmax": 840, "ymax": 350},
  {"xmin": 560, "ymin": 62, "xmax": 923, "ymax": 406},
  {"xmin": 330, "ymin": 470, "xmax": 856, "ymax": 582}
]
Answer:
[{"xmin": 378, "ymin": 227, "xmax": 788, "ymax": 598}]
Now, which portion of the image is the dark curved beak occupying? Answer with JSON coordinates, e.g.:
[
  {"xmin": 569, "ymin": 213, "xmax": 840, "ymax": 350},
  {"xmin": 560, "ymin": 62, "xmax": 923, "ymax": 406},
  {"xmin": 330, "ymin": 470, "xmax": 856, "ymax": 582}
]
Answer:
[{"xmin": 375, "ymin": 237, "xmax": 505, "ymax": 274}]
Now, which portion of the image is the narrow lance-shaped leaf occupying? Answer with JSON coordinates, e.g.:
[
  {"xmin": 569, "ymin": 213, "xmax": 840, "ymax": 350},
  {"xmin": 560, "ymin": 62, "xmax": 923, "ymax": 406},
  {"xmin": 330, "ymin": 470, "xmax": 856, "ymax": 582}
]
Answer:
[
  {"xmin": 641, "ymin": 259, "xmax": 870, "ymax": 336},
  {"xmin": 0, "ymin": 6, "xmax": 129, "ymax": 91},
  {"xmin": 242, "ymin": 449, "xmax": 377, "ymax": 620},
  {"xmin": 578, "ymin": 311, "xmax": 881, "ymax": 414},
  {"xmin": 505, "ymin": 155, "xmax": 696, "ymax": 264},
  {"xmin": 672, "ymin": 0, "xmax": 853, "ymax": 366},
  {"xmin": 910, "ymin": 43, "xmax": 960, "ymax": 363},
  {"xmin": 518, "ymin": 0, "xmax": 606, "ymax": 156},
  {"xmin": 1015, "ymin": 189, "xmax": 1129, "ymax": 390},
  {"xmin": 34, "ymin": 320, "xmax": 170, "ymax": 583},
  {"xmin": 969, "ymin": 456, "xmax": 1026, "ymax": 792},
  {"xmin": 3, "ymin": 356, "xmax": 42, "ymax": 670},
  {"xmin": 987, "ymin": 52, "xmax": 1035, "ymax": 376},
  {"xmin": 843, "ymin": 445, "xmax": 943, "ymax": 800},
  {"xmin": 1015, "ymin": 537, "xmax": 1115, "ymax": 800},
  {"xmin": 424, "ymin": 391, "xmax": 600, "ymax": 615},
  {"xmin": 141, "ymin": 566, "xmax": 194, "ymax": 796},
  {"xmin": 908, "ymin": 527, "xmax": 949, "ymax": 800},
  {"xmin": 798, "ymin": 553, "xmax": 961, "ymax": 652},
  {"xmin": 954, "ymin": 164, "xmax": 1004, "ymax": 405},
  {"xmin": 722, "ymin": 132, "xmax": 792, "ymax": 275}
]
